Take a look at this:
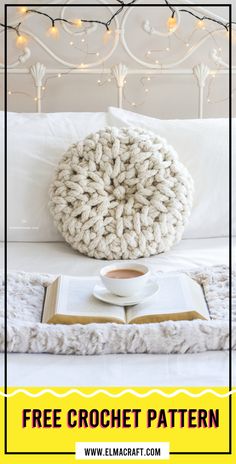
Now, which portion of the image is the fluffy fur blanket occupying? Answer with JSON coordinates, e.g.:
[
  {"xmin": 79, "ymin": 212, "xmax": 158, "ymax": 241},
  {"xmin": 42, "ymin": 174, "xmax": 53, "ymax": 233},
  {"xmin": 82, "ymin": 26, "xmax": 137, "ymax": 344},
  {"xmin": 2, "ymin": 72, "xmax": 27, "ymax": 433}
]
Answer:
[{"xmin": 0, "ymin": 265, "xmax": 235, "ymax": 355}]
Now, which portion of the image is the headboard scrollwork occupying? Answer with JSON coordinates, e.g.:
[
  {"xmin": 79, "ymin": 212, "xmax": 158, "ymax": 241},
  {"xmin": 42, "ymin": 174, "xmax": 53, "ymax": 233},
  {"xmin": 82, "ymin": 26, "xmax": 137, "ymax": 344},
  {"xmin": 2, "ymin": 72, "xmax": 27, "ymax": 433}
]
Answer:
[{"xmin": 1, "ymin": 0, "xmax": 235, "ymax": 117}]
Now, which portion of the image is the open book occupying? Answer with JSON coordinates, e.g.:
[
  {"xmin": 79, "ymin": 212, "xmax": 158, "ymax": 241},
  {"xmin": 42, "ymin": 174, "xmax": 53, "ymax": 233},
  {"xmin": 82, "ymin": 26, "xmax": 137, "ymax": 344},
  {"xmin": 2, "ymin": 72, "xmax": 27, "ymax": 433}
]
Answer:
[{"xmin": 42, "ymin": 274, "xmax": 209, "ymax": 324}]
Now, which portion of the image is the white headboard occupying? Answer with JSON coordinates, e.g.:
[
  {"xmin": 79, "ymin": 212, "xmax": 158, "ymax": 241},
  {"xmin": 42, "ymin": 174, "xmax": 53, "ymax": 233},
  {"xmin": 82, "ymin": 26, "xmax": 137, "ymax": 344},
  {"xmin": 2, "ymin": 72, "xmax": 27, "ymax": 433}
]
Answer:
[{"xmin": 1, "ymin": 0, "xmax": 235, "ymax": 118}]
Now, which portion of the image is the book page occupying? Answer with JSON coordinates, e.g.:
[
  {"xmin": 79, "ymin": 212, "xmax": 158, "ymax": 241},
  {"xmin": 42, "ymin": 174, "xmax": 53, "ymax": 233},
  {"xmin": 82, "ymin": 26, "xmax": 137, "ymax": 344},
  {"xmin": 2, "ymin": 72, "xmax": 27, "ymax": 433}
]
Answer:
[
  {"xmin": 182, "ymin": 275, "xmax": 209, "ymax": 319},
  {"xmin": 57, "ymin": 276, "xmax": 125, "ymax": 322},
  {"xmin": 126, "ymin": 274, "xmax": 209, "ymax": 323}
]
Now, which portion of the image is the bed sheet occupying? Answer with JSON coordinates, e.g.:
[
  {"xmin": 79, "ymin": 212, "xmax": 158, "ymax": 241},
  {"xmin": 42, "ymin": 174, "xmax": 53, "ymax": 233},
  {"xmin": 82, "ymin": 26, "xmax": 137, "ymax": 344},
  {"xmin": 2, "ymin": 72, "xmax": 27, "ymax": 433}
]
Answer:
[
  {"xmin": 1, "ymin": 237, "xmax": 234, "ymax": 387},
  {"xmin": 6, "ymin": 237, "xmax": 231, "ymax": 275},
  {"xmin": 0, "ymin": 352, "xmax": 233, "ymax": 387}
]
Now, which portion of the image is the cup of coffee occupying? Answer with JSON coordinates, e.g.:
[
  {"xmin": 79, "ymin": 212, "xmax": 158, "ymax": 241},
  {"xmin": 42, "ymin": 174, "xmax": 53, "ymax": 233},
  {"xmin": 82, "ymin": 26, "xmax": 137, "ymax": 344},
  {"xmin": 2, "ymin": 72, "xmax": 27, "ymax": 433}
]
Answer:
[{"xmin": 100, "ymin": 263, "xmax": 150, "ymax": 297}]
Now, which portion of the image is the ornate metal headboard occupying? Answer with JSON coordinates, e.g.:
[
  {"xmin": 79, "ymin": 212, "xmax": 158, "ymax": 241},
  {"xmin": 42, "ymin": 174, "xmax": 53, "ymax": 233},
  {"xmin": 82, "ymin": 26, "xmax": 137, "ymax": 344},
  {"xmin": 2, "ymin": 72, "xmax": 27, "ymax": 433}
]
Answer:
[{"xmin": 1, "ymin": 1, "xmax": 235, "ymax": 118}]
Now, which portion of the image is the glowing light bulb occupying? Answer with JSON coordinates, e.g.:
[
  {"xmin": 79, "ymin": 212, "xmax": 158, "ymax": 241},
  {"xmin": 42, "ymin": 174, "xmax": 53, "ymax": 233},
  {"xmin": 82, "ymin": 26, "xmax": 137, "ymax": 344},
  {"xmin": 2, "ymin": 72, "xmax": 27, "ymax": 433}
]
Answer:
[
  {"xmin": 80, "ymin": 63, "xmax": 85, "ymax": 68},
  {"xmin": 186, "ymin": 42, "xmax": 190, "ymax": 47},
  {"xmin": 48, "ymin": 25, "xmax": 59, "ymax": 38},
  {"xmin": 42, "ymin": 86, "xmax": 46, "ymax": 90},
  {"xmin": 69, "ymin": 41, "xmax": 74, "ymax": 46},
  {"xmin": 107, "ymin": 78, "xmax": 111, "ymax": 82},
  {"xmin": 167, "ymin": 16, "xmax": 177, "ymax": 31},
  {"xmin": 155, "ymin": 59, "xmax": 159, "ymax": 64},
  {"xmin": 147, "ymin": 77, "xmax": 151, "ymax": 81},
  {"xmin": 103, "ymin": 29, "xmax": 112, "ymax": 44},
  {"xmin": 18, "ymin": 7, "xmax": 28, "ymax": 14},
  {"xmin": 218, "ymin": 47, "xmax": 222, "ymax": 52},
  {"xmin": 74, "ymin": 19, "xmax": 83, "ymax": 27},
  {"xmin": 81, "ymin": 38, "xmax": 85, "ymax": 43},
  {"xmin": 58, "ymin": 73, "xmax": 62, "ymax": 78},
  {"xmin": 145, "ymin": 88, "xmax": 149, "ymax": 93},
  {"xmin": 147, "ymin": 50, "xmax": 151, "ymax": 55},
  {"xmin": 96, "ymin": 52, "xmax": 100, "ymax": 57},
  {"xmin": 207, "ymin": 98, "xmax": 211, "ymax": 103},
  {"xmin": 16, "ymin": 34, "xmax": 28, "ymax": 48},
  {"xmin": 34, "ymin": 97, "xmax": 38, "ymax": 102},
  {"xmin": 97, "ymin": 79, "xmax": 101, "ymax": 84},
  {"xmin": 212, "ymin": 74, "xmax": 216, "ymax": 78},
  {"xmin": 131, "ymin": 102, "xmax": 136, "ymax": 106},
  {"xmin": 166, "ymin": 47, "xmax": 170, "ymax": 51},
  {"xmin": 8, "ymin": 90, "xmax": 12, "ymax": 95},
  {"xmin": 196, "ymin": 19, "xmax": 205, "ymax": 29},
  {"xmin": 124, "ymin": 80, "xmax": 127, "ymax": 84}
]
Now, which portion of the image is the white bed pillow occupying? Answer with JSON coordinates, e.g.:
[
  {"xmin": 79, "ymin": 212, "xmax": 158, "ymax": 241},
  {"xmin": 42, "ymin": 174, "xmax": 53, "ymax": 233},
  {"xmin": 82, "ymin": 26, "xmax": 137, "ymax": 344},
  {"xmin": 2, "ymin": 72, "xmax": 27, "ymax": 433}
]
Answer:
[
  {"xmin": 108, "ymin": 107, "xmax": 234, "ymax": 239},
  {"xmin": 3, "ymin": 112, "xmax": 108, "ymax": 242}
]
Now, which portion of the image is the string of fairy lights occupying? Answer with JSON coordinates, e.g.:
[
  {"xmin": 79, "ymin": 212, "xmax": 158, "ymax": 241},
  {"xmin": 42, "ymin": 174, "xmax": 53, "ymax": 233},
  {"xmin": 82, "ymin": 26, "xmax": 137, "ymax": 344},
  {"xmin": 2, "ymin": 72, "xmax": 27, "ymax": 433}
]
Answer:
[
  {"xmin": 2, "ymin": 1, "xmax": 235, "ymax": 109},
  {"xmin": 1, "ymin": 0, "xmax": 235, "ymax": 39}
]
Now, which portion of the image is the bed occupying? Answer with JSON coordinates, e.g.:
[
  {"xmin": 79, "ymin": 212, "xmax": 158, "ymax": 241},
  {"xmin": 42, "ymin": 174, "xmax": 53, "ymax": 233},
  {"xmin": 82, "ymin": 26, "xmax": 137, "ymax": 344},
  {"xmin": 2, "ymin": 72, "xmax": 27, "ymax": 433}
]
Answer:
[
  {"xmin": 1, "ymin": 106, "xmax": 234, "ymax": 387},
  {"xmin": 1, "ymin": 235, "xmax": 233, "ymax": 387},
  {"xmin": 2, "ymin": 0, "xmax": 236, "ymax": 388}
]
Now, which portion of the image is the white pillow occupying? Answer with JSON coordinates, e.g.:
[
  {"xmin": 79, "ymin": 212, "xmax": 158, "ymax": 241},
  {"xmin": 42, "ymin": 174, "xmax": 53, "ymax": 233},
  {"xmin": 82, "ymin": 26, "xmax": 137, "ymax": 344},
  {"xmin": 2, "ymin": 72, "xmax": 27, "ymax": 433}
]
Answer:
[
  {"xmin": 108, "ymin": 107, "xmax": 234, "ymax": 239},
  {"xmin": 3, "ymin": 112, "xmax": 108, "ymax": 241}
]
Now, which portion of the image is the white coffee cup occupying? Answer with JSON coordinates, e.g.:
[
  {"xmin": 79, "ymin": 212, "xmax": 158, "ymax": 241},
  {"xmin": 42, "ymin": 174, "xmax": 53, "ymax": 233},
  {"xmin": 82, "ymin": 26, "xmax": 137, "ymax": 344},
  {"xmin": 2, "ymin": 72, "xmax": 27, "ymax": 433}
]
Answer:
[{"xmin": 100, "ymin": 263, "xmax": 151, "ymax": 297}]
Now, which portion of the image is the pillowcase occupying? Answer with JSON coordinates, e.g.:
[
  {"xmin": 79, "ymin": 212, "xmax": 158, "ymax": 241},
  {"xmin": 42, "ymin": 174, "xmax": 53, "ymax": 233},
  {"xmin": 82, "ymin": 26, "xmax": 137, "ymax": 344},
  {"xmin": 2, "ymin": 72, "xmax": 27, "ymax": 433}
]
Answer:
[
  {"xmin": 3, "ymin": 112, "xmax": 108, "ymax": 242},
  {"xmin": 108, "ymin": 106, "xmax": 234, "ymax": 239}
]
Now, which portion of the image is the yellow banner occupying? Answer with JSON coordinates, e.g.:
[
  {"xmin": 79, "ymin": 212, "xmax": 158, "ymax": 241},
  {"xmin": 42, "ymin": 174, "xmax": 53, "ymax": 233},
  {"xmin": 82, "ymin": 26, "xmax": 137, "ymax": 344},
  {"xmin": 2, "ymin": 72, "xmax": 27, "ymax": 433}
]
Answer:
[{"xmin": 0, "ymin": 387, "xmax": 234, "ymax": 463}]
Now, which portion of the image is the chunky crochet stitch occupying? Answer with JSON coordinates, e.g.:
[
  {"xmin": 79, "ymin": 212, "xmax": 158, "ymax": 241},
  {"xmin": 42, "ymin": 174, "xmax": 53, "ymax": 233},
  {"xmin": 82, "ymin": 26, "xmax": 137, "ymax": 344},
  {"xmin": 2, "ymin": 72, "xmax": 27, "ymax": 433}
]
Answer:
[{"xmin": 49, "ymin": 127, "xmax": 193, "ymax": 259}]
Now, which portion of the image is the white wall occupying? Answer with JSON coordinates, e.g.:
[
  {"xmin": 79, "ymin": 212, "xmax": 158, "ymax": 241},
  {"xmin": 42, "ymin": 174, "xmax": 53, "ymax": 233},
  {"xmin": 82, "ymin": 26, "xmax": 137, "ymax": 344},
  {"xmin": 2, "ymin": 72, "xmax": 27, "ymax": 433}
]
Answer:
[{"xmin": 1, "ymin": 0, "xmax": 235, "ymax": 118}]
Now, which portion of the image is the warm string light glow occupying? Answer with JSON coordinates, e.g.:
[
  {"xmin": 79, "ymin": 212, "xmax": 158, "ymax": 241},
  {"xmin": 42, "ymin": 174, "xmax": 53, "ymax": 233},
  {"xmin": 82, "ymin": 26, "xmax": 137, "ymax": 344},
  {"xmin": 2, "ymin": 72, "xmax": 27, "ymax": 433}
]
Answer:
[
  {"xmin": 196, "ymin": 19, "xmax": 206, "ymax": 30},
  {"xmin": 16, "ymin": 33, "xmax": 28, "ymax": 48},
  {"xmin": 5, "ymin": 1, "xmax": 235, "ymax": 110},
  {"xmin": 134, "ymin": 11, "xmax": 233, "ymax": 108},
  {"xmin": 1, "ymin": 0, "xmax": 234, "ymax": 50},
  {"xmin": 7, "ymin": 89, "xmax": 36, "ymax": 99},
  {"xmin": 167, "ymin": 15, "xmax": 177, "ymax": 31},
  {"xmin": 172, "ymin": 19, "xmax": 226, "ymax": 55},
  {"xmin": 47, "ymin": 25, "xmax": 59, "ymax": 38},
  {"xmin": 206, "ymin": 64, "xmax": 235, "ymax": 104},
  {"xmin": 103, "ymin": 29, "xmax": 113, "ymax": 45},
  {"xmin": 97, "ymin": 76, "xmax": 112, "ymax": 86},
  {"xmin": 74, "ymin": 19, "xmax": 83, "ymax": 28},
  {"xmin": 144, "ymin": 39, "xmax": 172, "ymax": 66},
  {"xmin": 7, "ymin": 61, "xmax": 234, "ymax": 111},
  {"xmin": 123, "ymin": 67, "xmax": 234, "ymax": 109},
  {"xmin": 1, "ymin": 2, "xmax": 124, "ymax": 52},
  {"xmin": 128, "ymin": 32, "xmax": 234, "ymax": 109},
  {"xmin": 67, "ymin": 31, "xmax": 106, "ymax": 65},
  {"xmin": 18, "ymin": 7, "xmax": 28, "ymax": 14},
  {"xmin": 7, "ymin": 66, "xmax": 88, "ymax": 106},
  {"xmin": 144, "ymin": 20, "xmax": 231, "ymax": 75},
  {"xmin": 11, "ymin": 1, "xmax": 132, "ymax": 41},
  {"xmin": 122, "ymin": 75, "xmax": 153, "ymax": 108},
  {"xmin": 95, "ymin": 63, "xmax": 113, "ymax": 87},
  {"xmin": 165, "ymin": 0, "xmax": 235, "ymax": 31}
]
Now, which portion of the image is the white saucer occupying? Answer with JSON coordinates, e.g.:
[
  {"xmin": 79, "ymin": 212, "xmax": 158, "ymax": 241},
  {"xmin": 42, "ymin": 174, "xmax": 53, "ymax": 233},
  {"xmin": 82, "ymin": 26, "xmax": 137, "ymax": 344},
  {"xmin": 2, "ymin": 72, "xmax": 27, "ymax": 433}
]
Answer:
[{"xmin": 93, "ymin": 280, "xmax": 159, "ymax": 306}]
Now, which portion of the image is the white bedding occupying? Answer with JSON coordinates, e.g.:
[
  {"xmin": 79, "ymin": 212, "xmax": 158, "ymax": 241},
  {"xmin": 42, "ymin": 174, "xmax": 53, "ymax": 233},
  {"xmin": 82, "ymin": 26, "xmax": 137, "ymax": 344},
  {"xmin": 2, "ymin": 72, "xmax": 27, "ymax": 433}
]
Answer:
[
  {"xmin": 6, "ymin": 237, "xmax": 231, "ymax": 275},
  {"xmin": 1, "ymin": 237, "xmax": 235, "ymax": 386}
]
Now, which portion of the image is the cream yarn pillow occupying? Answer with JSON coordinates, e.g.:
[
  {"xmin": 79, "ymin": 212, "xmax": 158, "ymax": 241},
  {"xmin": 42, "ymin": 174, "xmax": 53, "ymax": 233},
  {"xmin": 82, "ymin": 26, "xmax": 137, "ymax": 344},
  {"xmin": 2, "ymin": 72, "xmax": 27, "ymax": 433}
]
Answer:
[{"xmin": 49, "ymin": 127, "xmax": 193, "ymax": 259}]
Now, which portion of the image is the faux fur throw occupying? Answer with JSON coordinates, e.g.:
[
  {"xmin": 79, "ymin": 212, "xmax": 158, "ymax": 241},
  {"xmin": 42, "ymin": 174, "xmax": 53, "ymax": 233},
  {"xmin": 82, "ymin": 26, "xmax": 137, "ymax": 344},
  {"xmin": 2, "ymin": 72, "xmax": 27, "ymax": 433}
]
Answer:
[
  {"xmin": 49, "ymin": 127, "xmax": 193, "ymax": 260},
  {"xmin": 1, "ymin": 265, "xmax": 235, "ymax": 355}
]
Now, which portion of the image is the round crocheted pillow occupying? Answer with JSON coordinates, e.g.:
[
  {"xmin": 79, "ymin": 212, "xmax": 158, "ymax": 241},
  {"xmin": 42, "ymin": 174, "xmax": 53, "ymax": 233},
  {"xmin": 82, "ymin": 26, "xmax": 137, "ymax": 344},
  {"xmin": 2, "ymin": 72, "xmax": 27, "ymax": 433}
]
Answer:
[{"xmin": 49, "ymin": 127, "xmax": 193, "ymax": 260}]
